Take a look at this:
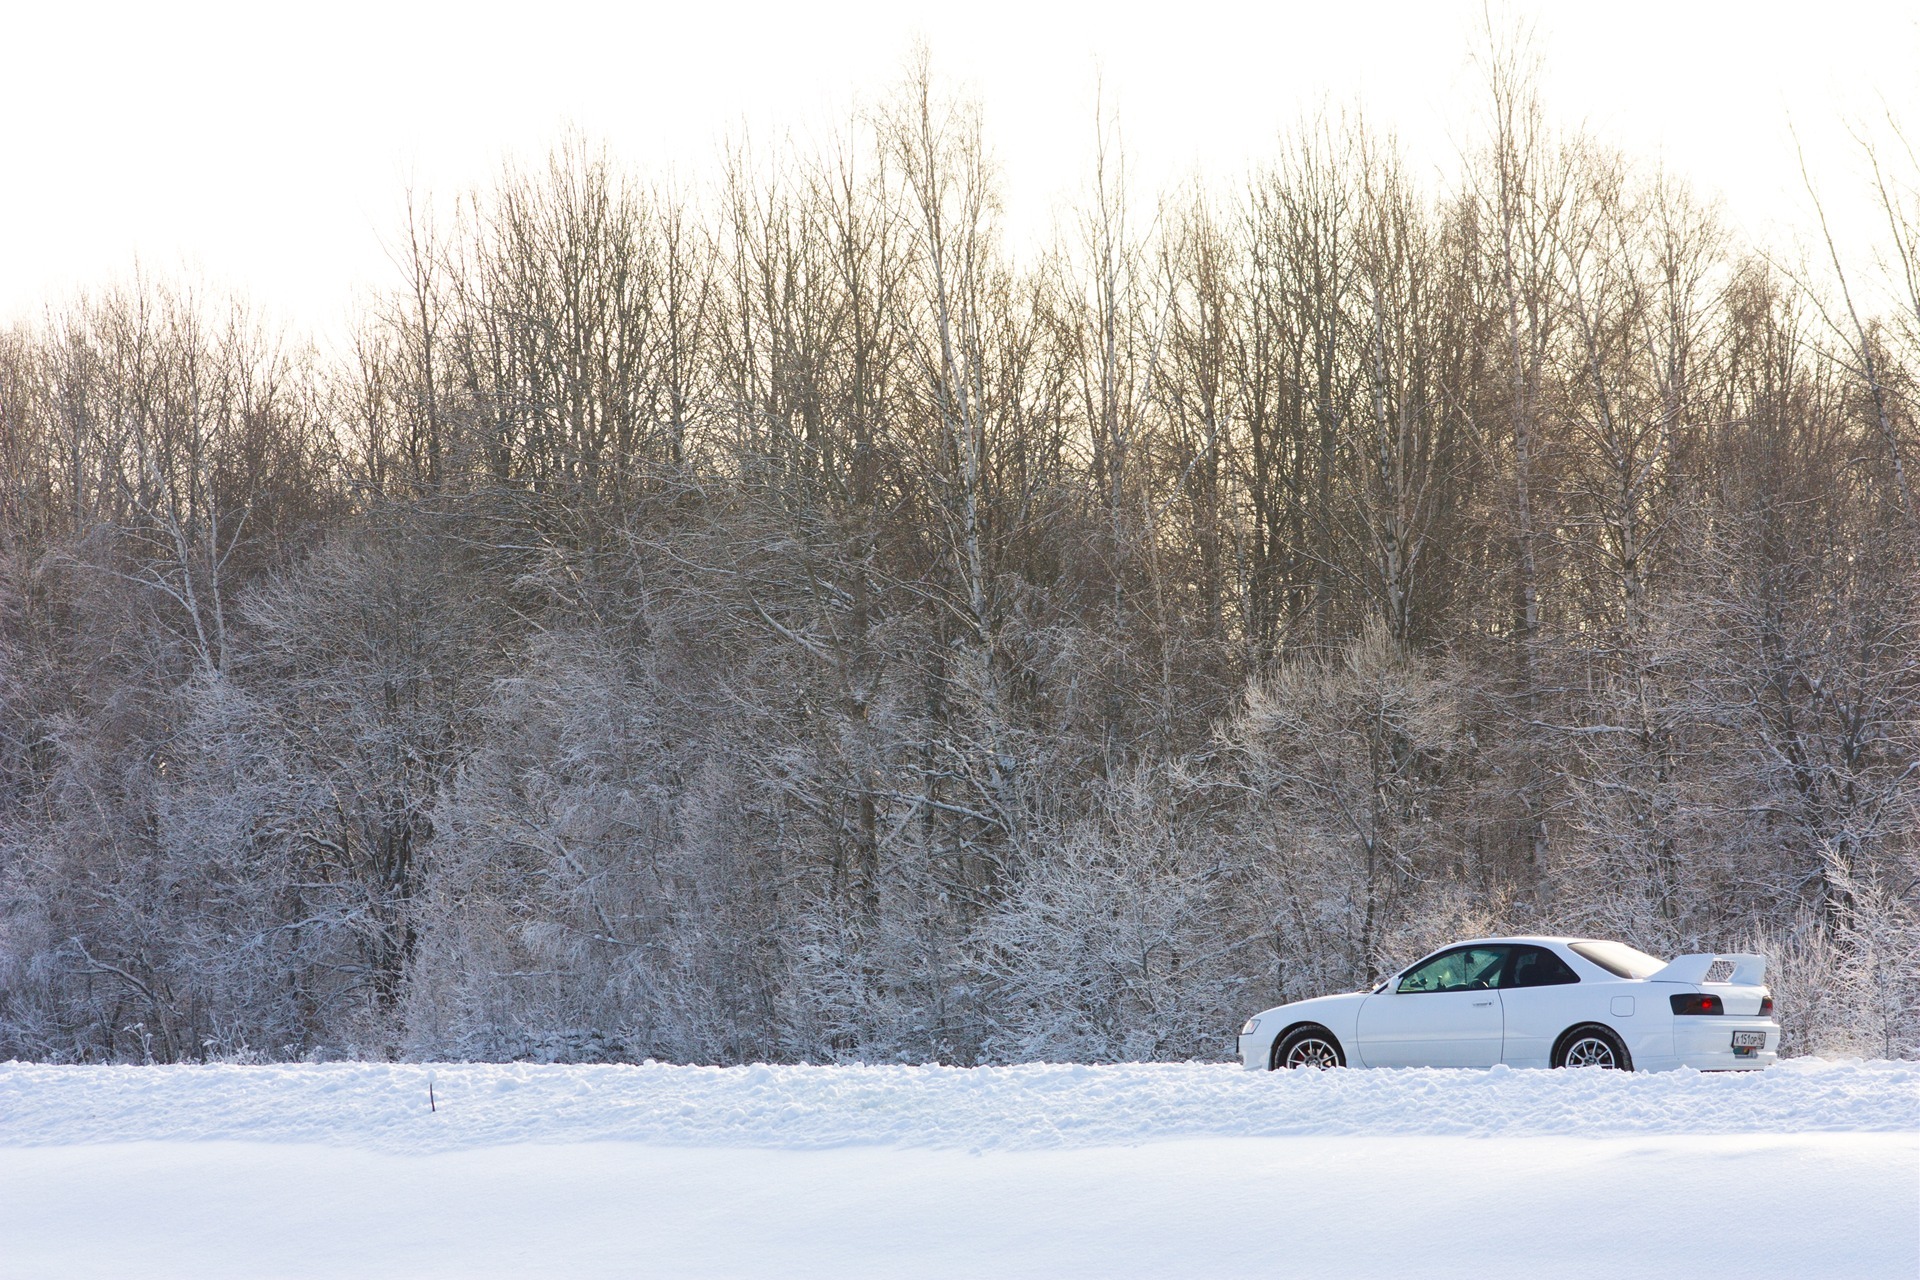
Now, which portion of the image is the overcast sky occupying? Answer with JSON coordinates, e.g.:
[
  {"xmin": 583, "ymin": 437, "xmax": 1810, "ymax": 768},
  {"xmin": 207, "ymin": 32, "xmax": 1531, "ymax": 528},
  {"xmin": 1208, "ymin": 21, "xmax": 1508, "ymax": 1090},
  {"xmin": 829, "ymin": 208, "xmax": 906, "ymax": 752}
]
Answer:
[{"xmin": 4, "ymin": 1, "xmax": 1916, "ymax": 345}]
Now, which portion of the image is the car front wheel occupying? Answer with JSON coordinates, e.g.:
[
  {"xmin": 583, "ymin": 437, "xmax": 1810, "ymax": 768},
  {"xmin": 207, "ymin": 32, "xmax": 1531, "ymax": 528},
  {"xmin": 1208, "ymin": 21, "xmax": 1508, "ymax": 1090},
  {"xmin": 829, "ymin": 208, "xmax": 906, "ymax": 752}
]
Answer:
[
  {"xmin": 1554, "ymin": 1025, "xmax": 1632, "ymax": 1070},
  {"xmin": 1273, "ymin": 1025, "xmax": 1346, "ymax": 1070}
]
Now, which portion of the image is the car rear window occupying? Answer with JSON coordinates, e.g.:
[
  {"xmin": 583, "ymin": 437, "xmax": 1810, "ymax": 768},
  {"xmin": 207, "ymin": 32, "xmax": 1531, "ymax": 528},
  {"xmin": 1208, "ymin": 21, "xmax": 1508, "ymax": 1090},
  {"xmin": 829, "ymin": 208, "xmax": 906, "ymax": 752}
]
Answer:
[
  {"xmin": 1568, "ymin": 940, "xmax": 1665, "ymax": 979},
  {"xmin": 1507, "ymin": 945, "xmax": 1580, "ymax": 987}
]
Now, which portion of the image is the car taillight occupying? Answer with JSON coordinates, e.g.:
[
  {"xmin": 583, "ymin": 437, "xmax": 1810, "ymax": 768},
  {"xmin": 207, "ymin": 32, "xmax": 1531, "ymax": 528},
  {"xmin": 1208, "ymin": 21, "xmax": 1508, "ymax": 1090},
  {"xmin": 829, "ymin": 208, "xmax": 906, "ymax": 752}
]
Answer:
[
  {"xmin": 1670, "ymin": 993, "xmax": 1724, "ymax": 1015},
  {"xmin": 1759, "ymin": 995, "xmax": 1774, "ymax": 1016}
]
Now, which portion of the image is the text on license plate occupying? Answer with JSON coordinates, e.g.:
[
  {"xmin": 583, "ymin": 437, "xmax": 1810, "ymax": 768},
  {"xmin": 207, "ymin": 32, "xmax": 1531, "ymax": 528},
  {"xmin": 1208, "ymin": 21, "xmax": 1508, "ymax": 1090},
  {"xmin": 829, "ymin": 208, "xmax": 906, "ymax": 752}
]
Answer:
[{"xmin": 1731, "ymin": 1031, "xmax": 1766, "ymax": 1049}]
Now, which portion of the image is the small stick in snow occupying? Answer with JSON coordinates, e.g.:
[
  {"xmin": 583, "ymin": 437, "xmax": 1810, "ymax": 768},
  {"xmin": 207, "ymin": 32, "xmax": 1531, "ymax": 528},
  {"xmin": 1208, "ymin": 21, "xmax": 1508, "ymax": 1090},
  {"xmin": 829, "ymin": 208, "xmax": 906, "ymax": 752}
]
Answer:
[{"xmin": 429, "ymin": 1071, "xmax": 437, "ymax": 1113}]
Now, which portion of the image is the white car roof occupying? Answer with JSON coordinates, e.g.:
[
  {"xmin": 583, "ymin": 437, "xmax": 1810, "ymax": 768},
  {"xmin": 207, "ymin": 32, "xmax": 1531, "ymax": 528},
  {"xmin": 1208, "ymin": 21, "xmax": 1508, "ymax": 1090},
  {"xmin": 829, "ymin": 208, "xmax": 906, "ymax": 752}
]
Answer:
[{"xmin": 1437, "ymin": 936, "xmax": 1592, "ymax": 947}]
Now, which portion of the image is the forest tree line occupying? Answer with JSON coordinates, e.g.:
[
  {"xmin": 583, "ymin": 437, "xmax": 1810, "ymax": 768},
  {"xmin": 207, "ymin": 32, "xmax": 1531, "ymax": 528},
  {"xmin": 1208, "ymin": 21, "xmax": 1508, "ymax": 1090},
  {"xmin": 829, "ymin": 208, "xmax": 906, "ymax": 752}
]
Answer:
[{"xmin": 1, "ymin": 53, "xmax": 1916, "ymax": 1064}]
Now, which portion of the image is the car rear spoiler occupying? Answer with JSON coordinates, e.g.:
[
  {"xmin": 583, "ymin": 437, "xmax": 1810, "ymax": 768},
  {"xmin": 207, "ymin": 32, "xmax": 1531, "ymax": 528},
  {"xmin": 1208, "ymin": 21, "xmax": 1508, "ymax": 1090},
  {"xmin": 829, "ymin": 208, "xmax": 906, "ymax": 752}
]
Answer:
[{"xmin": 1646, "ymin": 953, "xmax": 1766, "ymax": 986}]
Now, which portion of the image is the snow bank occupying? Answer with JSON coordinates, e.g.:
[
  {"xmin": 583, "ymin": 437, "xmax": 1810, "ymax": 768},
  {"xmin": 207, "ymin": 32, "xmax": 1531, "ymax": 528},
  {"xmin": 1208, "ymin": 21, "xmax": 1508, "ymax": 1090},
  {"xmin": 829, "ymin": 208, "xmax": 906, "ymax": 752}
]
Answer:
[
  {"xmin": 4, "ymin": 1060, "xmax": 1915, "ymax": 1278},
  {"xmin": 4, "ymin": 1134, "xmax": 1915, "ymax": 1280},
  {"xmin": 3, "ymin": 1056, "xmax": 1913, "ymax": 1152}
]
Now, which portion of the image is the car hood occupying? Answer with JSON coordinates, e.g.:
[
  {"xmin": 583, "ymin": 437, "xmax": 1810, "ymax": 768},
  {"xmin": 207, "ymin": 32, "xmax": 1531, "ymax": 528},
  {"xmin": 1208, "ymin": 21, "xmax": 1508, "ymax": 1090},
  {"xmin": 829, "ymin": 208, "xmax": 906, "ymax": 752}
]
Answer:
[{"xmin": 1256, "ymin": 989, "xmax": 1371, "ymax": 1023}]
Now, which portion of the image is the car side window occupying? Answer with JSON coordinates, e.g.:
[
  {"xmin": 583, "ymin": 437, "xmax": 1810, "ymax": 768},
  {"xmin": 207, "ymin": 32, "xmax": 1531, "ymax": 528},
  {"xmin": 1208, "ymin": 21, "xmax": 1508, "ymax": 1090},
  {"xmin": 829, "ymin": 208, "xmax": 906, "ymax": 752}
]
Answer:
[
  {"xmin": 1505, "ymin": 945, "xmax": 1580, "ymax": 988},
  {"xmin": 1396, "ymin": 945, "xmax": 1511, "ymax": 993}
]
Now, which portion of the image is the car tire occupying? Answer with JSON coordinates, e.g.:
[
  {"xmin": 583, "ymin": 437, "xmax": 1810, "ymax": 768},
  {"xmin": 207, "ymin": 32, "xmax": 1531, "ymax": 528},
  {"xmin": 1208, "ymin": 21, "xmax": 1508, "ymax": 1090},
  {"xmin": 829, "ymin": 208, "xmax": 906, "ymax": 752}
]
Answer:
[
  {"xmin": 1272, "ymin": 1024, "xmax": 1346, "ymax": 1070},
  {"xmin": 1553, "ymin": 1024, "xmax": 1632, "ymax": 1070}
]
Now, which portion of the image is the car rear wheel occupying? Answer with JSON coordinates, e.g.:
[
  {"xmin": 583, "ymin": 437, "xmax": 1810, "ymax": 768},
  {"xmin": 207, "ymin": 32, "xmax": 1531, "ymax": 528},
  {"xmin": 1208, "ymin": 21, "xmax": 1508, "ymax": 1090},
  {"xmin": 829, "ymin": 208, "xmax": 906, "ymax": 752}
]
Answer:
[
  {"xmin": 1554, "ymin": 1025, "xmax": 1631, "ymax": 1070},
  {"xmin": 1273, "ymin": 1025, "xmax": 1346, "ymax": 1070}
]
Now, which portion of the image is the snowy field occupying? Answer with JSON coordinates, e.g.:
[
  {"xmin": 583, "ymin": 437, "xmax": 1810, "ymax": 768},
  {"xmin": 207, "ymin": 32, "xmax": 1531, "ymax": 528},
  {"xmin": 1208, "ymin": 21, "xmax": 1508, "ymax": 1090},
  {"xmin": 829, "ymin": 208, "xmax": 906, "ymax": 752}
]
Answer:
[{"xmin": 3, "ymin": 1059, "xmax": 1915, "ymax": 1278}]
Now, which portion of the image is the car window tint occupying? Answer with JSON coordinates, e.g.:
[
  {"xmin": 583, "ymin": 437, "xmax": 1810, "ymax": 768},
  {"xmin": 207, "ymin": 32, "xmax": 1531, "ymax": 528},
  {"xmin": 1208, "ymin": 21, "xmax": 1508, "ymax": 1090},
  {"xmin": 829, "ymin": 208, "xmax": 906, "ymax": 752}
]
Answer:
[
  {"xmin": 1506, "ymin": 945, "xmax": 1580, "ymax": 987},
  {"xmin": 1397, "ymin": 945, "xmax": 1510, "ymax": 993},
  {"xmin": 1568, "ymin": 940, "xmax": 1665, "ymax": 979}
]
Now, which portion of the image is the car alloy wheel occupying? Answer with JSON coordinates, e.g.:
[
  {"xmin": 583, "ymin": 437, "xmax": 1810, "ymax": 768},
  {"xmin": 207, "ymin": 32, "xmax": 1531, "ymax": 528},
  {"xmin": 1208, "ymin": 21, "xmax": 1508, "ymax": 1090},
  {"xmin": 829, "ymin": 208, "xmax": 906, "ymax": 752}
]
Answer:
[
  {"xmin": 1282, "ymin": 1035, "xmax": 1341, "ymax": 1070},
  {"xmin": 1562, "ymin": 1032, "xmax": 1619, "ymax": 1068}
]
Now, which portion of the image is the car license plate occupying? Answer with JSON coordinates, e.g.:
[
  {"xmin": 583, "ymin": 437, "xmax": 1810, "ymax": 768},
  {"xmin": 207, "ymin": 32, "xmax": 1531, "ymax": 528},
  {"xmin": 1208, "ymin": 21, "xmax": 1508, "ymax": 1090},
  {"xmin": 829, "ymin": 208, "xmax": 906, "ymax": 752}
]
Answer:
[{"xmin": 1732, "ymin": 1031, "xmax": 1766, "ymax": 1049}]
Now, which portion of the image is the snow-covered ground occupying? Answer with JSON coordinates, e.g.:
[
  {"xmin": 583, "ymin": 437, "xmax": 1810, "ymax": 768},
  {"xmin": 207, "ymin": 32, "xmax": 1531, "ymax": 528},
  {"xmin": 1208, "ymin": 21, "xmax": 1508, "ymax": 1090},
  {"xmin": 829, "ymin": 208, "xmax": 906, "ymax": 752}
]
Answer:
[{"xmin": 3, "ymin": 1059, "xmax": 1916, "ymax": 1277}]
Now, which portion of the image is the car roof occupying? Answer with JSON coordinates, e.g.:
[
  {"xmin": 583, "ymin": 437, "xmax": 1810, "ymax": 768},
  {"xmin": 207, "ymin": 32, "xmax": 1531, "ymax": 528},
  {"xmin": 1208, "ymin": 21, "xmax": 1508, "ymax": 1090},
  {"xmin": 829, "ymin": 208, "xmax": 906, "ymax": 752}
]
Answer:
[{"xmin": 1436, "ymin": 936, "xmax": 1595, "ymax": 948}]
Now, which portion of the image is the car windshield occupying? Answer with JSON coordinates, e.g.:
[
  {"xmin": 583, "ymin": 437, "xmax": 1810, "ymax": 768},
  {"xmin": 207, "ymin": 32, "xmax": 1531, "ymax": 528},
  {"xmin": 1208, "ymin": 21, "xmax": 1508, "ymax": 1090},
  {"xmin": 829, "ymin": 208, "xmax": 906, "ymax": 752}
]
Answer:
[{"xmin": 1568, "ymin": 940, "xmax": 1665, "ymax": 979}]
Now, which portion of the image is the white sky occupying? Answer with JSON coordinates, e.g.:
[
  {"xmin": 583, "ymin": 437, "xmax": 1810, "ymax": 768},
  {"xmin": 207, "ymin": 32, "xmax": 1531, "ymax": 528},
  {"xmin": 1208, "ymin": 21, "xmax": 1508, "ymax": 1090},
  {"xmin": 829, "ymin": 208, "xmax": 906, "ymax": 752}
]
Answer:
[{"xmin": 3, "ymin": 1, "xmax": 1916, "ymax": 347}]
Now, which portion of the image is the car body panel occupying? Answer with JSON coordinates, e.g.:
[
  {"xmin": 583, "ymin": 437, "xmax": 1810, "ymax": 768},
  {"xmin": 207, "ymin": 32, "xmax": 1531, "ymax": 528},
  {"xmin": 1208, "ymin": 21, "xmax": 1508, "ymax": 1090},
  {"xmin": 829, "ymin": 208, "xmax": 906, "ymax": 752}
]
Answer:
[
  {"xmin": 1496, "ymin": 982, "xmax": 1585, "ymax": 1069},
  {"xmin": 1241, "ymin": 991, "xmax": 1369, "ymax": 1067},
  {"xmin": 1355, "ymin": 988, "xmax": 1503, "ymax": 1067}
]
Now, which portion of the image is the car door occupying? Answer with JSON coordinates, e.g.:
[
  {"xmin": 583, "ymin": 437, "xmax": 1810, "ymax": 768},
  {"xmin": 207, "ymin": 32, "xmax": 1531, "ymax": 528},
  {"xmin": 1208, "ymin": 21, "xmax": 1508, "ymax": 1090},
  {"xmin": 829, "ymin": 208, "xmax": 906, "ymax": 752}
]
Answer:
[
  {"xmin": 1355, "ymin": 945, "xmax": 1508, "ymax": 1067},
  {"xmin": 1496, "ymin": 944, "xmax": 1584, "ymax": 1068}
]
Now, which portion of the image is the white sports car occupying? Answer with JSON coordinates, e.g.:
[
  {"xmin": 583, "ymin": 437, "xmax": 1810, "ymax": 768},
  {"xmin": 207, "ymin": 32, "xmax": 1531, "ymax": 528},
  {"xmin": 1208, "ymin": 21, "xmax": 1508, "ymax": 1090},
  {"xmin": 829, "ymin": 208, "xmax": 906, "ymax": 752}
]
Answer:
[{"xmin": 1238, "ymin": 937, "xmax": 1779, "ymax": 1072}]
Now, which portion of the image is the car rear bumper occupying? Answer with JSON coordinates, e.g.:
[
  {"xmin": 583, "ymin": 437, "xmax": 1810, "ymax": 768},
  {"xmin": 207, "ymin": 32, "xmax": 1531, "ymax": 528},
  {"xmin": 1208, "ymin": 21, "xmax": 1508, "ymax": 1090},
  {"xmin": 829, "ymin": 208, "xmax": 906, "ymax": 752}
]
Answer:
[{"xmin": 1671, "ymin": 1017, "xmax": 1780, "ymax": 1071}]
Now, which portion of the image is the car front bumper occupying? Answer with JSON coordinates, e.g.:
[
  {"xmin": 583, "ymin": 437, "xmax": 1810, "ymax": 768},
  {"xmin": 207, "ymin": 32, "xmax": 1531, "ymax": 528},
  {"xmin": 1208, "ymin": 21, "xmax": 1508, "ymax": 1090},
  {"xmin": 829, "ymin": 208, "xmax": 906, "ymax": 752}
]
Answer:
[{"xmin": 1236, "ymin": 1030, "xmax": 1279, "ymax": 1070}]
